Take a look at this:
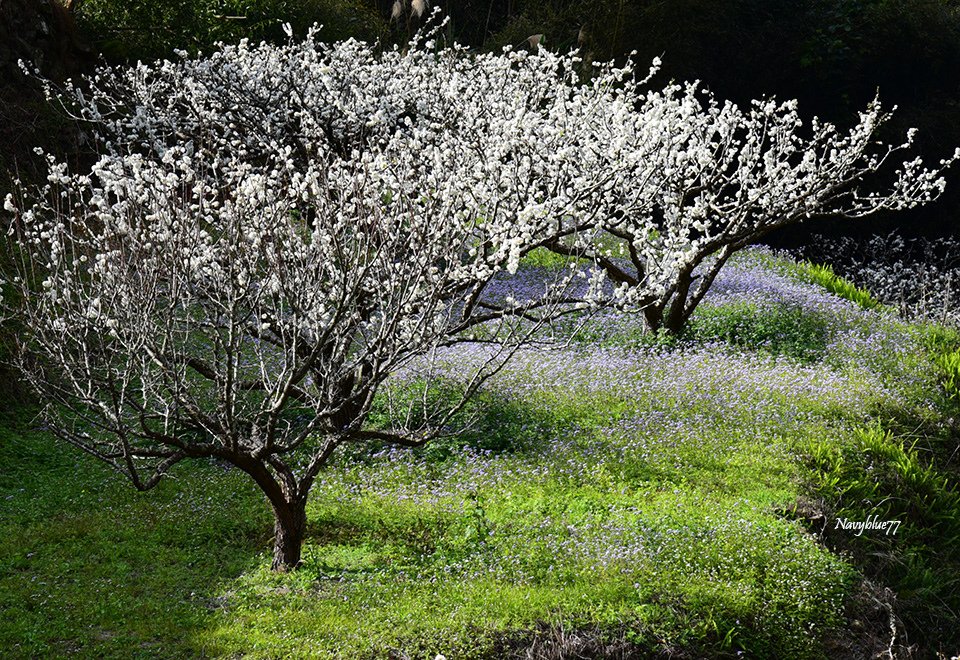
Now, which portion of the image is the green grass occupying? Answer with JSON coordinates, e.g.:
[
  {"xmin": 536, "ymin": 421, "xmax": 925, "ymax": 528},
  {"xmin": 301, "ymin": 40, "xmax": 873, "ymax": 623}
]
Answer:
[
  {"xmin": 803, "ymin": 424, "xmax": 960, "ymax": 643},
  {"xmin": 0, "ymin": 411, "xmax": 270, "ymax": 656},
  {"xmin": 791, "ymin": 261, "xmax": 884, "ymax": 311},
  {"xmin": 518, "ymin": 246, "xmax": 579, "ymax": 269},
  {"xmin": 0, "ymin": 392, "xmax": 853, "ymax": 657},
  {"xmin": 933, "ymin": 345, "xmax": 960, "ymax": 401},
  {"xmin": 683, "ymin": 301, "xmax": 831, "ymax": 362},
  {"xmin": 2, "ymin": 251, "xmax": 959, "ymax": 657}
]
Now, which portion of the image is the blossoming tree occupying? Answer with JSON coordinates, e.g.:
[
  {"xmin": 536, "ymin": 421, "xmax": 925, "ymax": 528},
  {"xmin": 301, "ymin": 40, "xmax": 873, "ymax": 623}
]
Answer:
[
  {"xmin": 555, "ymin": 85, "xmax": 958, "ymax": 333},
  {"xmin": 3, "ymin": 32, "xmax": 659, "ymax": 570}
]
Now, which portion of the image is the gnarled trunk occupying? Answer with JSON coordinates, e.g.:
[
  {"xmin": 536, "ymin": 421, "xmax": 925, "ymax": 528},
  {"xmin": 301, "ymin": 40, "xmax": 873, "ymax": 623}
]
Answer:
[
  {"xmin": 230, "ymin": 454, "xmax": 309, "ymax": 572},
  {"xmin": 271, "ymin": 497, "xmax": 307, "ymax": 572}
]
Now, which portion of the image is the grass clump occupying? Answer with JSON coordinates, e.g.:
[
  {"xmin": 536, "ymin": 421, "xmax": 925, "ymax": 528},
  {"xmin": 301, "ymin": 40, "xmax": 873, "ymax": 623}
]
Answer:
[
  {"xmin": 684, "ymin": 301, "xmax": 831, "ymax": 362},
  {"xmin": 804, "ymin": 425, "xmax": 960, "ymax": 649},
  {"xmin": 912, "ymin": 323, "xmax": 960, "ymax": 410},
  {"xmin": 518, "ymin": 246, "xmax": 580, "ymax": 269},
  {"xmin": 363, "ymin": 379, "xmax": 552, "ymax": 461},
  {"xmin": 932, "ymin": 343, "xmax": 960, "ymax": 402},
  {"xmin": 808, "ymin": 426, "xmax": 960, "ymax": 543},
  {"xmin": 793, "ymin": 261, "xmax": 883, "ymax": 311}
]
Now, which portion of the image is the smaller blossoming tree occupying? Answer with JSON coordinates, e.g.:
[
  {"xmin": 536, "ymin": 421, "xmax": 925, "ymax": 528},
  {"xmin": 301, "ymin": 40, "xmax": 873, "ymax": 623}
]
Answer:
[{"xmin": 552, "ymin": 85, "xmax": 959, "ymax": 333}]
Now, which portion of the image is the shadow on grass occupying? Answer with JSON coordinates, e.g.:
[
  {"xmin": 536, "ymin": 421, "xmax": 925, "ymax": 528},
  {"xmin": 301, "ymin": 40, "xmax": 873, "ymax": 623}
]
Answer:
[
  {"xmin": 0, "ymin": 394, "xmax": 569, "ymax": 657},
  {"xmin": 358, "ymin": 382, "xmax": 564, "ymax": 463},
  {"xmin": 0, "ymin": 409, "xmax": 268, "ymax": 658}
]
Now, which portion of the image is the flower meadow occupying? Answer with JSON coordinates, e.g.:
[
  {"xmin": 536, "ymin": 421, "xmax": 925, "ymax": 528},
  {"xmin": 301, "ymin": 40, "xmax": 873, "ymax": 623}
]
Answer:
[{"xmin": 3, "ymin": 247, "xmax": 957, "ymax": 658}]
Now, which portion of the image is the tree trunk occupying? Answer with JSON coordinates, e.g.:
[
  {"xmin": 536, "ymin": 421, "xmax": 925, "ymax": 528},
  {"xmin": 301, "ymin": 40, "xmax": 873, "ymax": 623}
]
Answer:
[
  {"xmin": 663, "ymin": 305, "xmax": 687, "ymax": 335},
  {"xmin": 228, "ymin": 454, "xmax": 308, "ymax": 572},
  {"xmin": 271, "ymin": 498, "xmax": 307, "ymax": 572},
  {"xmin": 643, "ymin": 304, "xmax": 664, "ymax": 334}
]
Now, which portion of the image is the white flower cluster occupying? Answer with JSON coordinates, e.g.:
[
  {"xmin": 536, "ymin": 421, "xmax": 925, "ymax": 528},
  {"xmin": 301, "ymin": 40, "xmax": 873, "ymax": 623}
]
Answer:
[{"xmin": 31, "ymin": 29, "xmax": 952, "ymax": 332}]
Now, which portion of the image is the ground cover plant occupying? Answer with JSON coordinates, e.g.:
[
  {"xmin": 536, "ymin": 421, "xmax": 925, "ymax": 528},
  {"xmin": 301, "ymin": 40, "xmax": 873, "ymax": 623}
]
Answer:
[{"xmin": 3, "ymin": 248, "xmax": 959, "ymax": 657}]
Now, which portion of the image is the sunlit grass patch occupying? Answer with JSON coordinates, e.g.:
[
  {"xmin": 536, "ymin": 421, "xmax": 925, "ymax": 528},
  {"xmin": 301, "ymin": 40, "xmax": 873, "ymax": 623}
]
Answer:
[
  {"xmin": 518, "ymin": 246, "xmax": 581, "ymax": 269},
  {"xmin": 200, "ymin": 472, "xmax": 852, "ymax": 658},
  {"xmin": 792, "ymin": 261, "xmax": 884, "ymax": 311}
]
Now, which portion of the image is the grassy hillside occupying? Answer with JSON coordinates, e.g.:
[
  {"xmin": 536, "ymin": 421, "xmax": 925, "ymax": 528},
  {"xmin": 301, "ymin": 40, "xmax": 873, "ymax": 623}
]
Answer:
[{"xmin": 1, "ymin": 248, "xmax": 957, "ymax": 658}]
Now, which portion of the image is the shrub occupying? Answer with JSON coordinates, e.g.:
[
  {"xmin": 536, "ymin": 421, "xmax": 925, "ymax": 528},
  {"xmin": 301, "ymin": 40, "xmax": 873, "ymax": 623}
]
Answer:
[{"xmin": 684, "ymin": 302, "xmax": 831, "ymax": 362}]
